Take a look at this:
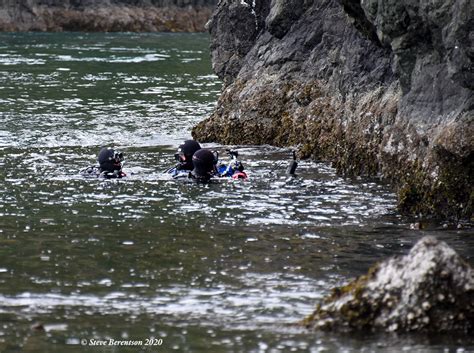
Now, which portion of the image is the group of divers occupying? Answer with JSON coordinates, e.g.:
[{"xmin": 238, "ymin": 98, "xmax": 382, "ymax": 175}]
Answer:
[
  {"xmin": 81, "ymin": 140, "xmax": 297, "ymax": 182},
  {"xmin": 80, "ymin": 140, "xmax": 298, "ymax": 182}
]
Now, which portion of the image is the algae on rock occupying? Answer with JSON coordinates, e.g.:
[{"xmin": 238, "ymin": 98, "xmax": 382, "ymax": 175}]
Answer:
[{"xmin": 192, "ymin": 0, "xmax": 474, "ymax": 220}]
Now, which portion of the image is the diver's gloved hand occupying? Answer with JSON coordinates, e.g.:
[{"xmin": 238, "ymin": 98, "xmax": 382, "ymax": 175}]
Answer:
[{"xmin": 212, "ymin": 151, "xmax": 219, "ymax": 165}]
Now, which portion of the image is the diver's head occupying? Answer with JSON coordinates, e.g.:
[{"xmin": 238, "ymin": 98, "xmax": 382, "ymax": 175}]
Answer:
[
  {"xmin": 192, "ymin": 149, "xmax": 215, "ymax": 180},
  {"xmin": 98, "ymin": 147, "xmax": 123, "ymax": 173},
  {"xmin": 175, "ymin": 140, "xmax": 201, "ymax": 170}
]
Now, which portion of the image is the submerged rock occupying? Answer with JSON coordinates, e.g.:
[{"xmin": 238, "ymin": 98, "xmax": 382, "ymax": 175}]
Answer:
[
  {"xmin": 303, "ymin": 236, "xmax": 474, "ymax": 333},
  {"xmin": 0, "ymin": 0, "xmax": 216, "ymax": 32},
  {"xmin": 192, "ymin": 0, "xmax": 473, "ymax": 220}
]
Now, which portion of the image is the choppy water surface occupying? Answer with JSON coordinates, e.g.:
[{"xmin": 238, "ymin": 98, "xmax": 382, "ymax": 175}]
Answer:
[{"xmin": 0, "ymin": 33, "xmax": 473, "ymax": 352}]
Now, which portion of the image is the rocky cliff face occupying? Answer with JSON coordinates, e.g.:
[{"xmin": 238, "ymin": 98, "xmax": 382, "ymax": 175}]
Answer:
[
  {"xmin": 192, "ymin": 0, "xmax": 473, "ymax": 220},
  {"xmin": 0, "ymin": 0, "xmax": 216, "ymax": 32},
  {"xmin": 303, "ymin": 236, "xmax": 474, "ymax": 333}
]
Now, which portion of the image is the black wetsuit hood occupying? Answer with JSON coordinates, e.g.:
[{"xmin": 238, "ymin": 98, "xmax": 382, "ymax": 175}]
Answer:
[
  {"xmin": 192, "ymin": 149, "xmax": 215, "ymax": 180},
  {"xmin": 98, "ymin": 147, "xmax": 123, "ymax": 173},
  {"xmin": 176, "ymin": 140, "xmax": 201, "ymax": 171}
]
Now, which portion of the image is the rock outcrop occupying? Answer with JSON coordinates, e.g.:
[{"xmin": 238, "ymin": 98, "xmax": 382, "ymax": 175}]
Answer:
[
  {"xmin": 303, "ymin": 236, "xmax": 474, "ymax": 333},
  {"xmin": 192, "ymin": 0, "xmax": 473, "ymax": 220},
  {"xmin": 0, "ymin": 0, "xmax": 216, "ymax": 32}
]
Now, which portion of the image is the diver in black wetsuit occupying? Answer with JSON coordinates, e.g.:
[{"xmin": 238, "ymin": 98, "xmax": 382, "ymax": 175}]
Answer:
[
  {"xmin": 190, "ymin": 149, "xmax": 216, "ymax": 182},
  {"xmin": 98, "ymin": 147, "xmax": 125, "ymax": 177},
  {"xmin": 81, "ymin": 147, "xmax": 126, "ymax": 179},
  {"xmin": 165, "ymin": 140, "xmax": 202, "ymax": 178}
]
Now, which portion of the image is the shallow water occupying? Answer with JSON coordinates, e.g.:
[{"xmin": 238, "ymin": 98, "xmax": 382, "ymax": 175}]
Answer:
[{"xmin": 0, "ymin": 33, "xmax": 473, "ymax": 352}]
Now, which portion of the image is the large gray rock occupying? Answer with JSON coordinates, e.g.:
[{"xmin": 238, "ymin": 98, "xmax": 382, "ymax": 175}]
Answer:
[
  {"xmin": 0, "ymin": 0, "xmax": 217, "ymax": 31},
  {"xmin": 303, "ymin": 236, "xmax": 474, "ymax": 333},
  {"xmin": 193, "ymin": 0, "xmax": 473, "ymax": 220}
]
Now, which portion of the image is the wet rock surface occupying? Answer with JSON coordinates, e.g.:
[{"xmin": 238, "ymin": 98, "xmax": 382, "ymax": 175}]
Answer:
[
  {"xmin": 303, "ymin": 236, "xmax": 474, "ymax": 333},
  {"xmin": 192, "ymin": 0, "xmax": 473, "ymax": 220},
  {"xmin": 0, "ymin": 0, "xmax": 216, "ymax": 32}
]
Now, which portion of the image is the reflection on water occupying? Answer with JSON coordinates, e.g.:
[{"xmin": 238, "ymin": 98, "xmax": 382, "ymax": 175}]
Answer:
[
  {"xmin": 0, "ymin": 33, "xmax": 217, "ymax": 149},
  {"xmin": 0, "ymin": 33, "xmax": 473, "ymax": 352}
]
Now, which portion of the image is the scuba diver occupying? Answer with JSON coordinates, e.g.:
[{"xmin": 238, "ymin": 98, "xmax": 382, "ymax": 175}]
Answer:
[
  {"xmin": 165, "ymin": 140, "xmax": 202, "ymax": 178},
  {"xmin": 190, "ymin": 149, "xmax": 216, "ymax": 181},
  {"xmin": 80, "ymin": 147, "xmax": 126, "ymax": 179}
]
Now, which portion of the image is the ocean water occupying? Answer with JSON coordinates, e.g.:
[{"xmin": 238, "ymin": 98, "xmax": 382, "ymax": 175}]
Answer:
[{"xmin": 0, "ymin": 32, "xmax": 472, "ymax": 352}]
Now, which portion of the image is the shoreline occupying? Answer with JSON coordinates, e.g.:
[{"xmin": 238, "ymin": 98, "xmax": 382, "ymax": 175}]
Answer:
[
  {"xmin": 192, "ymin": 0, "xmax": 473, "ymax": 221},
  {"xmin": 0, "ymin": 5, "xmax": 213, "ymax": 33}
]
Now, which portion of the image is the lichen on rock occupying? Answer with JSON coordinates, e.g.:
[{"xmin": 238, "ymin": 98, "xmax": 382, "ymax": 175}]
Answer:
[{"xmin": 303, "ymin": 236, "xmax": 474, "ymax": 333}]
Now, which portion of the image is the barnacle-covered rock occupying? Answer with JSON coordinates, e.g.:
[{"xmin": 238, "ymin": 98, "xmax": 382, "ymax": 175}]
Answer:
[{"xmin": 303, "ymin": 236, "xmax": 474, "ymax": 333}]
